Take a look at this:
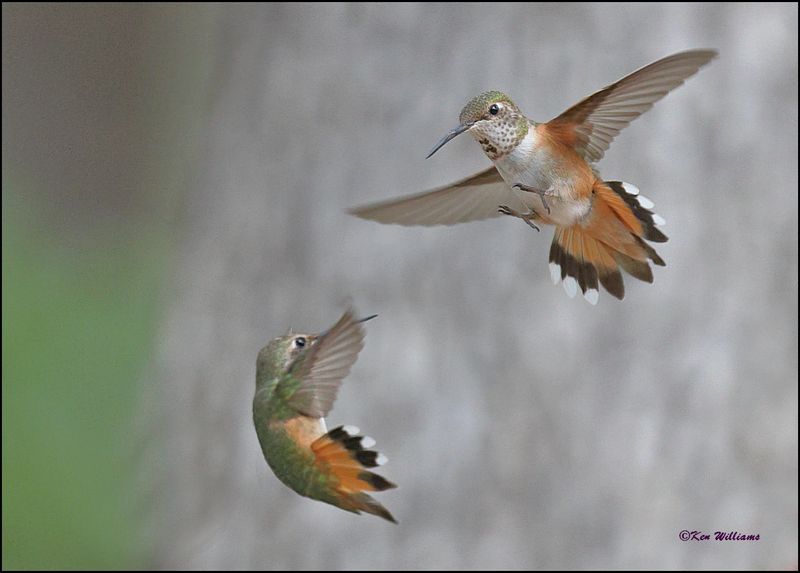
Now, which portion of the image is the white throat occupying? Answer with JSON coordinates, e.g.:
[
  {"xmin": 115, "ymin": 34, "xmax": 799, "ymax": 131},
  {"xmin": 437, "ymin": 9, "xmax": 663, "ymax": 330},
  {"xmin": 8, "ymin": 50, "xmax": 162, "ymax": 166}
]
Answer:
[{"xmin": 494, "ymin": 128, "xmax": 537, "ymax": 175}]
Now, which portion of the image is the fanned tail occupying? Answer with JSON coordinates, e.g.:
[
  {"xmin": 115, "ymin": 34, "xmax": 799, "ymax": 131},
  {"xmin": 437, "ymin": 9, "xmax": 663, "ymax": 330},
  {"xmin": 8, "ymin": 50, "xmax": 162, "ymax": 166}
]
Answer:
[
  {"xmin": 549, "ymin": 180, "xmax": 668, "ymax": 303},
  {"xmin": 311, "ymin": 425, "xmax": 397, "ymax": 523},
  {"xmin": 604, "ymin": 180, "xmax": 668, "ymax": 245}
]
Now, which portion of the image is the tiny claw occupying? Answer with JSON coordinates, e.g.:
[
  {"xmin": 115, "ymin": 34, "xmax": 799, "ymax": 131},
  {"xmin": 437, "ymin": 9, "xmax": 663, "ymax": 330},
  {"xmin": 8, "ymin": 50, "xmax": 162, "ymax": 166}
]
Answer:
[
  {"xmin": 513, "ymin": 183, "xmax": 552, "ymax": 214},
  {"xmin": 498, "ymin": 204, "xmax": 540, "ymax": 232},
  {"xmin": 524, "ymin": 219, "xmax": 540, "ymax": 232}
]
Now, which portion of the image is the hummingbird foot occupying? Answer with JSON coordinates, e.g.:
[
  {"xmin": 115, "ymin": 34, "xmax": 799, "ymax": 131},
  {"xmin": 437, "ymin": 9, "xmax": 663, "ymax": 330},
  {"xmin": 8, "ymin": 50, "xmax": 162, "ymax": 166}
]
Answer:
[
  {"xmin": 512, "ymin": 183, "xmax": 554, "ymax": 214},
  {"xmin": 498, "ymin": 205, "xmax": 540, "ymax": 232}
]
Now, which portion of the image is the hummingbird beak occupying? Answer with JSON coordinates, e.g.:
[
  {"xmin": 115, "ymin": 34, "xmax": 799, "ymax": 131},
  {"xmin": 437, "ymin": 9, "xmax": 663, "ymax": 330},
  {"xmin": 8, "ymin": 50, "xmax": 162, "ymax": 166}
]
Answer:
[
  {"xmin": 426, "ymin": 122, "xmax": 474, "ymax": 159},
  {"xmin": 317, "ymin": 313, "xmax": 378, "ymax": 339}
]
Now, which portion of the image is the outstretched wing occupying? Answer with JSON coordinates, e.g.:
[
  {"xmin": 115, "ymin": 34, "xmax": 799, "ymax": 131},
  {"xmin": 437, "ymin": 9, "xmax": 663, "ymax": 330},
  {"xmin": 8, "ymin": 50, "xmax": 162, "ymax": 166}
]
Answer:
[
  {"xmin": 284, "ymin": 310, "xmax": 367, "ymax": 419},
  {"xmin": 349, "ymin": 166, "xmax": 526, "ymax": 226},
  {"xmin": 547, "ymin": 49, "xmax": 717, "ymax": 163}
]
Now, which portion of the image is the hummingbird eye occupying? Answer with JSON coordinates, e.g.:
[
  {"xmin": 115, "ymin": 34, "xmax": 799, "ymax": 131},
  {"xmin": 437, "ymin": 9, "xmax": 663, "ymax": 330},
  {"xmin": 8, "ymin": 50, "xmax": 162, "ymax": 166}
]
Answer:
[
  {"xmin": 489, "ymin": 103, "xmax": 500, "ymax": 116},
  {"xmin": 293, "ymin": 337, "xmax": 306, "ymax": 349}
]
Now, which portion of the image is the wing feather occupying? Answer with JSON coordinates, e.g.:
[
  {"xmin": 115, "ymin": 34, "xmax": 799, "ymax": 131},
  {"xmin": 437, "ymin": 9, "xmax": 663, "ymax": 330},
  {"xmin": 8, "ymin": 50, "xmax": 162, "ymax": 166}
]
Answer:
[
  {"xmin": 548, "ymin": 50, "xmax": 717, "ymax": 162},
  {"xmin": 286, "ymin": 310, "xmax": 367, "ymax": 418},
  {"xmin": 349, "ymin": 167, "xmax": 525, "ymax": 226}
]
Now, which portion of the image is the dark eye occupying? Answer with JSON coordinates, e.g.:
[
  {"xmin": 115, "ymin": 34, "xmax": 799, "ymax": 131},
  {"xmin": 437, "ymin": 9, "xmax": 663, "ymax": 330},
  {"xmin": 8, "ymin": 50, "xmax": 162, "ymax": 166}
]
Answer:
[
  {"xmin": 489, "ymin": 104, "xmax": 500, "ymax": 115},
  {"xmin": 293, "ymin": 337, "xmax": 306, "ymax": 349}
]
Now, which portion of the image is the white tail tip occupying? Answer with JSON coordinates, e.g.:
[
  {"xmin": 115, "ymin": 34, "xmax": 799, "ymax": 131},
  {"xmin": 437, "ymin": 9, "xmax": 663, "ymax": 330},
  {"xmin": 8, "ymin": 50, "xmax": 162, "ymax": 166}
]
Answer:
[
  {"xmin": 563, "ymin": 276, "xmax": 578, "ymax": 298},
  {"xmin": 342, "ymin": 425, "xmax": 360, "ymax": 436},
  {"xmin": 637, "ymin": 195, "xmax": 655, "ymax": 209},
  {"xmin": 361, "ymin": 436, "xmax": 376, "ymax": 449},
  {"xmin": 622, "ymin": 182, "xmax": 640, "ymax": 196},
  {"xmin": 375, "ymin": 453, "xmax": 388, "ymax": 466},
  {"xmin": 584, "ymin": 289, "xmax": 599, "ymax": 305},
  {"xmin": 652, "ymin": 214, "xmax": 666, "ymax": 226},
  {"xmin": 549, "ymin": 262, "xmax": 561, "ymax": 285}
]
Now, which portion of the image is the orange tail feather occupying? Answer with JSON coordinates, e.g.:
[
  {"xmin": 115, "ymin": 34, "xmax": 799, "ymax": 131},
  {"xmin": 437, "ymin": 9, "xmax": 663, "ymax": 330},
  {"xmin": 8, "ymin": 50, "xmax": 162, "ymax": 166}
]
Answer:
[
  {"xmin": 549, "ymin": 180, "xmax": 668, "ymax": 302},
  {"xmin": 311, "ymin": 426, "xmax": 397, "ymax": 523}
]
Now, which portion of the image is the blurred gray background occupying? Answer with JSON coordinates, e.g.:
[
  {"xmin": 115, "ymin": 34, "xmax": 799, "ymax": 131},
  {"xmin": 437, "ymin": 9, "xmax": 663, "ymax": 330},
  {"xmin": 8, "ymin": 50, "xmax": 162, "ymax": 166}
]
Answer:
[{"xmin": 4, "ymin": 2, "xmax": 797, "ymax": 570}]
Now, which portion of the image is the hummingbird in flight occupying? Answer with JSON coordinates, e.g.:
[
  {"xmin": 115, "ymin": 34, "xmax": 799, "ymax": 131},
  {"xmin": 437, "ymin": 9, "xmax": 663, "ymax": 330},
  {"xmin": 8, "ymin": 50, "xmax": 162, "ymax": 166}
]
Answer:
[
  {"xmin": 350, "ymin": 50, "xmax": 717, "ymax": 304},
  {"xmin": 253, "ymin": 310, "xmax": 397, "ymax": 523}
]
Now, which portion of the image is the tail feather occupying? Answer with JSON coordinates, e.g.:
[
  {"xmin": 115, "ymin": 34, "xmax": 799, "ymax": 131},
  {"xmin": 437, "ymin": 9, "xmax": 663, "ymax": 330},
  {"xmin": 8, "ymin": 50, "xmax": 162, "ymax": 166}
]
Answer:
[
  {"xmin": 598, "ymin": 266, "xmax": 626, "ymax": 300},
  {"xmin": 605, "ymin": 181, "xmax": 668, "ymax": 243},
  {"xmin": 611, "ymin": 250, "xmax": 654, "ymax": 283},
  {"xmin": 634, "ymin": 235, "xmax": 666, "ymax": 267},
  {"xmin": 550, "ymin": 227, "xmax": 623, "ymax": 302},
  {"xmin": 311, "ymin": 425, "xmax": 397, "ymax": 523},
  {"xmin": 549, "ymin": 179, "xmax": 668, "ymax": 303},
  {"xmin": 340, "ymin": 492, "xmax": 397, "ymax": 524}
]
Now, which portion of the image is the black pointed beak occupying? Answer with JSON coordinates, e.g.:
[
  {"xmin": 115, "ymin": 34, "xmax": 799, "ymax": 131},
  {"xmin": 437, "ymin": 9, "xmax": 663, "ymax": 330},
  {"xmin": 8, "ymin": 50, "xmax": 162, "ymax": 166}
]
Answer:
[
  {"xmin": 317, "ymin": 313, "xmax": 377, "ymax": 339},
  {"xmin": 426, "ymin": 122, "xmax": 474, "ymax": 159}
]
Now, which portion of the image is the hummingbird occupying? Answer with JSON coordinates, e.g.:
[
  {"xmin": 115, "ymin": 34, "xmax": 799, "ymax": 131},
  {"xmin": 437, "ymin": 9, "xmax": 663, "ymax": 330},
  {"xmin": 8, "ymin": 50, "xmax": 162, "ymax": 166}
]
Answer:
[
  {"xmin": 350, "ymin": 50, "xmax": 717, "ymax": 304},
  {"xmin": 253, "ymin": 310, "xmax": 397, "ymax": 523}
]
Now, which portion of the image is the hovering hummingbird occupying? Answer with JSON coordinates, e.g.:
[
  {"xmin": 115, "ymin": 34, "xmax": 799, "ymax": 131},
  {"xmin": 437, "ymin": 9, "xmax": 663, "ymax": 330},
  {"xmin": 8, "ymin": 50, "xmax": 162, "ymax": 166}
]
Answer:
[
  {"xmin": 253, "ymin": 310, "xmax": 397, "ymax": 523},
  {"xmin": 350, "ymin": 50, "xmax": 717, "ymax": 304}
]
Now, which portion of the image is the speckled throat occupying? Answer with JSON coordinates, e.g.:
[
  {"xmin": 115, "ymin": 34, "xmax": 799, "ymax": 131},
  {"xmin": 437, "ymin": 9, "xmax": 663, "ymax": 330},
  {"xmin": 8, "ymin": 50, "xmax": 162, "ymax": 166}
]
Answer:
[{"xmin": 470, "ymin": 116, "xmax": 529, "ymax": 160}]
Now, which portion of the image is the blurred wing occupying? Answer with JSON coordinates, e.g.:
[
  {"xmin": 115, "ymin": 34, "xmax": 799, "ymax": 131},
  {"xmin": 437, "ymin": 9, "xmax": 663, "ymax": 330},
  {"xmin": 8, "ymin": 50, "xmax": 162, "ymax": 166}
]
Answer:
[
  {"xmin": 349, "ymin": 167, "xmax": 526, "ymax": 226},
  {"xmin": 286, "ymin": 310, "xmax": 366, "ymax": 418},
  {"xmin": 547, "ymin": 50, "xmax": 717, "ymax": 163}
]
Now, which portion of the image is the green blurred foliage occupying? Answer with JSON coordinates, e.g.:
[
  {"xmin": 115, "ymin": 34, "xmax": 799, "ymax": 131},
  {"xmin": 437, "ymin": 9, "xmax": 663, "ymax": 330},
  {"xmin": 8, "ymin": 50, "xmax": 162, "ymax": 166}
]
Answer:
[
  {"xmin": 2, "ymin": 5, "xmax": 216, "ymax": 567},
  {"xmin": 2, "ymin": 187, "xmax": 168, "ymax": 569}
]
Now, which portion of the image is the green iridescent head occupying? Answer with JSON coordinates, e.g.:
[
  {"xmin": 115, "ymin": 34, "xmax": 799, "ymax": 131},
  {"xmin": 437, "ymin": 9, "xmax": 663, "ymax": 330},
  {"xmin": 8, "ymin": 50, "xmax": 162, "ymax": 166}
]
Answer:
[
  {"xmin": 458, "ymin": 91, "xmax": 516, "ymax": 124},
  {"xmin": 256, "ymin": 332, "xmax": 317, "ymax": 389},
  {"xmin": 427, "ymin": 91, "xmax": 529, "ymax": 160},
  {"xmin": 254, "ymin": 312, "xmax": 377, "ymax": 390}
]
